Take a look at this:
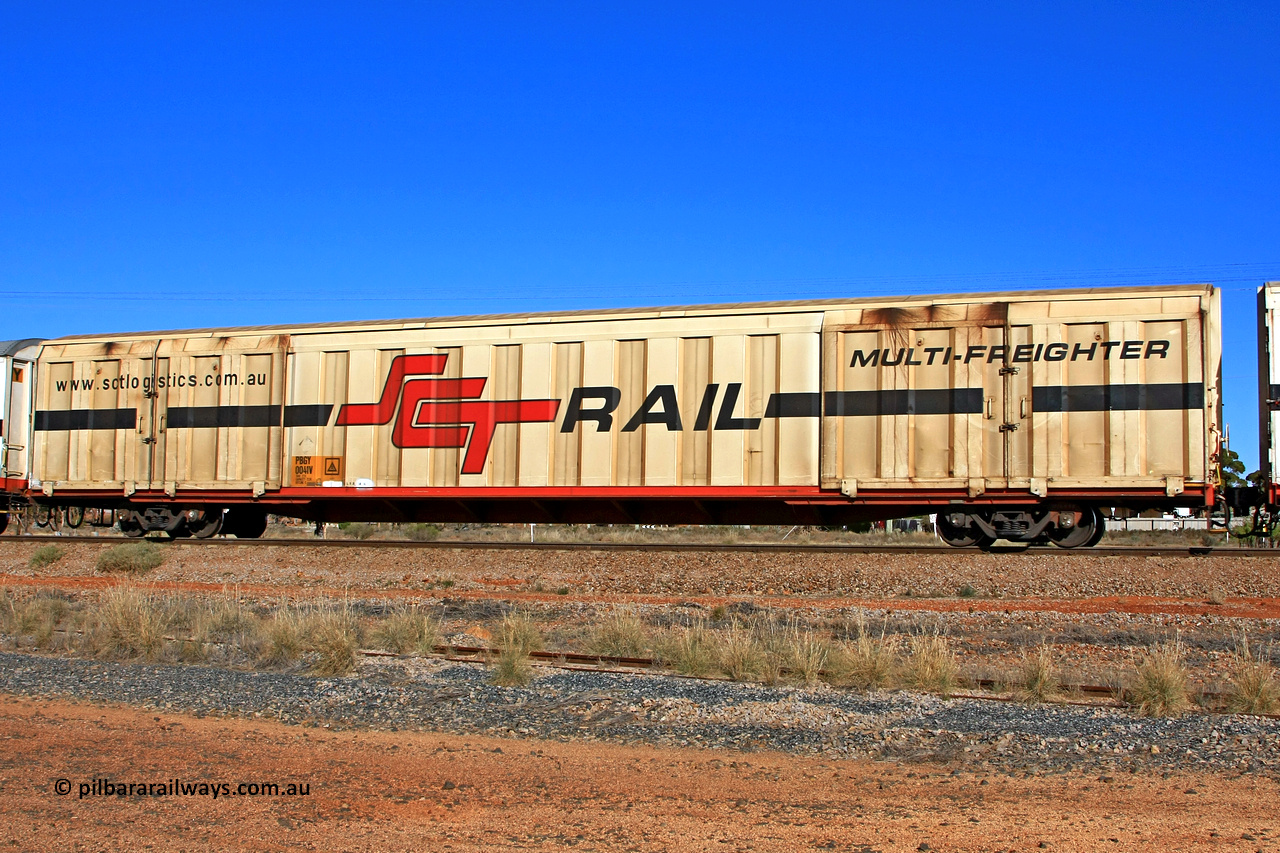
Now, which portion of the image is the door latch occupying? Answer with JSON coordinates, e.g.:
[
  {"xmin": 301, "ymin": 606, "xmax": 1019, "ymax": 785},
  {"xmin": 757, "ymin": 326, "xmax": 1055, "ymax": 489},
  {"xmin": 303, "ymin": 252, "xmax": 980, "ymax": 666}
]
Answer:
[
  {"xmin": 999, "ymin": 365, "xmax": 1019, "ymax": 376},
  {"xmin": 999, "ymin": 422, "xmax": 1020, "ymax": 433}
]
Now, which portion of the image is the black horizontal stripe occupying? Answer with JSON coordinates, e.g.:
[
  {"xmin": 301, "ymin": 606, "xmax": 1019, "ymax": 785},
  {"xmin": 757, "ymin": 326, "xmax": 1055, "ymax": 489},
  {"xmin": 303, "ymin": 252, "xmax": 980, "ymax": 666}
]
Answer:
[
  {"xmin": 34, "ymin": 408, "xmax": 137, "ymax": 431},
  {"xmin": 167, "ymin": 405, "xmax": 282, "ymax": 428},
  {"xmin": 825, "ymin": 388, "xmax": 984, "ymax": 416},
  {"xmin": 1032, "ymin": 383, "xmax": 1204, "ymax": 412},
  {"xmin": 283, "ymin": 404, "xmax": 335, "ymax": 427},
  {"xmin": 763, "ymin": 392, "xmax": 821, "ymax": 418}
]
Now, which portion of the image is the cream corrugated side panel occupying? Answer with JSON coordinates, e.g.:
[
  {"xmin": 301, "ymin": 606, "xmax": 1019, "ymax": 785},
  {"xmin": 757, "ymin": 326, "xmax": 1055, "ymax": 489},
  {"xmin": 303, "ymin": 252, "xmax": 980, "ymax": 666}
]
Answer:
[
  {"xmin": 614, "ymin": 340, "xmax": 646, "ymax": 487},
  {"xmin": 42, "ymin": 360, "xmax": 72, "ymax": 482},
  {"xmin": 885, "ymin": 333, "xmax": 910, "ymax": 482},
  {"xmin": 1185, "ymin": 313, "xmax": 1208, "ymax": 480},
  {"xmin": 642, "ymin": 337, "xmax": 680, "ymax": 486},
  {"xmin": 1103, "ymin": 321, "xmax": 1127, "ymax": 478},
  {"xmin": 518, "ymin": 342, "xmax": 552, "ymax": 487},
  {"xmin": 948, "ymin": 328, "xmax": 973, "ymax": 482},
  {"xmin": 1142, "ymin": 319, "xmax": 1182, "ymax": 476},
  {"xmin": 458, "ymin": 344, "xmax": 491, "ymax": 487},
  {"xmin": 284, "ymin": 350, "xmax": 316, "ymax": 485},
  {"xmin": 1063, "ymin": 324, "xmax": 1106, "ymax": 479},
  {"xmin": 191, "ymin": 354, "xmax": 223, "ymax": 484},
  {"xmin": 709, "ymin": 335, "xmax": 747, "ymax": 486},
  {"xmin": 246, "ymin": 351, "xmax": 282, "ymax": 487},
  {"xmin": 489, "ymin": 344, "xmax": 521, "ymax": 487},
  {"xmin": 1005, "ymin": 325, "xmax": 1033, "ymax": 487},
  {"xmin": 429, "ymin": 347, "xmax": 461, "ymax": 487},
  {"xmin": 344, "ymin": 348, "xmax": 379, "ymax": 486},
  {"xmin": 324, "ymin": 350, "xmax": 352, "ymax": 482},
  {"xmin": 552, "ymin": 342, "xmax": 583, "ymax": 486},
  {"xmin": 961, "ymin": 326, "xmax": 1006, "ymax": 488},
  {"xmin": 777, "ymin": 331, "xmax": 818, "ymax": 486},
  {"xmin": 579, "ymin": 338, "xmax": 614, "ymax": 486},
  {"xmin": 911, "ymin": 327, "xmax": 953, "ymax": 480},
  {"xmin": 1117, "ymin": 320, "xmax": 1143, "ymax": 477},
  {"xmin": 746, "ymin": 335, "xmax": 777, "ymax": 486},
  {"xmin": 1028, "ymin": 323, "xmax": 1056, "ymax": 482},
  {"xmin": 834, "ymin": 330, "xmax": 880, "ymax": 483},
  {"xmin": 677, "ymin": 337, "xmax": 711, "ymax": 486},
  {"xmin": 89, "ymin": 359, "xmax": 122, "ymax": 484},
  {"xmin": 375, "ymin": 351, "xmax": 405, "ymax": 488}
]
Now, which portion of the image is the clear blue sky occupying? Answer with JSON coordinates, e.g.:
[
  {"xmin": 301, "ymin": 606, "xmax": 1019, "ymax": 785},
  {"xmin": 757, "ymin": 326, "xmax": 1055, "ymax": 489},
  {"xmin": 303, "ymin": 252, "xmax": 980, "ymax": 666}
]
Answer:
[{"xmin": 2, "ymin": 3, "xmax": 1276, "ymax": 467}]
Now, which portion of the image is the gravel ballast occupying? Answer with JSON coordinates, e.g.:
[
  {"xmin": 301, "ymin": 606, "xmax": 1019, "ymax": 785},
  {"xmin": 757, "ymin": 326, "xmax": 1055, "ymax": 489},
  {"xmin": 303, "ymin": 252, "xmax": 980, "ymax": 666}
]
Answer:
[{"xmin": 2, "ymin": 650, "xmax": 1277, "ymax": 777}]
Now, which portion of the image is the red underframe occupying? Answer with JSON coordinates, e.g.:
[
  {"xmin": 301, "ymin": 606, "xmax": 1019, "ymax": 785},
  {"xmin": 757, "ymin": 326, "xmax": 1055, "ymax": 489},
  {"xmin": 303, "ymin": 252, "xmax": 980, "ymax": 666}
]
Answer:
[{"xmin": 29, "ymin": 484, "xmax": 1210, "ymax": 508}]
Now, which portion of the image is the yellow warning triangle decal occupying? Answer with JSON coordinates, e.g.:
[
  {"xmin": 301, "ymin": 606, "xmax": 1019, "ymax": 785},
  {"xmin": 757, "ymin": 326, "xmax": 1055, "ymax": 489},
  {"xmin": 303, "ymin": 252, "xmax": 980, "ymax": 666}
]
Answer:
[{"xmin": 324, "ymin": 459, "xmax": 340, "ymax": 475}]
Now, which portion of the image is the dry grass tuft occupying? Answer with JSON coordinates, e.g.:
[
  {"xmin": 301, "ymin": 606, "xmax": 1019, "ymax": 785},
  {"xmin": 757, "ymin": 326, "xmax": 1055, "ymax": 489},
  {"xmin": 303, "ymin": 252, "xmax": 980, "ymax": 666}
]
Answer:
[
  {"xmin": 28, "ymin": 545, "xmax": 65, "ymax": 570},
  {"xmin": 489, "ymin": 646, "xmax": 534, "ymax": 686},
  {"xmin": 781, "ymin": 625, "xmax": 831, "ymax": 687},
  {"xmin": 716, "ymin": 623, "xmax": 766, "ymax": 682},
  {"xmin": 588, "ymin": 609, "xmax": 649, "ymax": 658},
  {"xmin": 1015, "ymin": 644, "xmax": 1061, "ymax": 703},
  {"xmin": 1226, "ymin": 634, "xmax": 1279, "ymax": 715},
  {"xmin": 828, "ymin": 617, "xmax": 898, "ymax": 690},
  {"xmin": 3, "ymin": 592, "xmax": 71, "ymax": 649},
  {"xmin": 90, "ymin": 586, "xmax": 168, "ymax": 660},
  {"xmin": 302, "ymin": 605, "xmax": 361, "ymax": 676},
  {"xmin": 659, "ymin": 620, "xmax": 716, "ymax": 677},
  {"xmin": 1131, "ymin": 639, "xmax": 1191, "ymax": 717},
  {"xmin": 96, "ymin": 542, "xmax": 166, "ymax": 574},
  {"xmin": 904, "ymin": 631, "xmax": 960, "ymax": 698},
  {"xmin": 367, "ymin": 605, "xmax": 439, "ymax": 654},
  {"xmin": 257, "ymin": 609, "xmax": 305, "ymax": 667},
  {"xmin": 488, "ymin": 611, "xmax": 543, "ymax": 687},
  {"xmin": 498, "ymin": 611, "xmax": 544, "ymax": 655}
]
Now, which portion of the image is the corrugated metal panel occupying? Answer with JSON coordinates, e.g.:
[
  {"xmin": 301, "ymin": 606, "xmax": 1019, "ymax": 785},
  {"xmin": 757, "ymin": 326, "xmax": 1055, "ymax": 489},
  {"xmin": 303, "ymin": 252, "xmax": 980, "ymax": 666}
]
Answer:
[
  {"xmin": 28, "ymin": 286, "xmax": 1217, "ymax": 503},
  {"xmin": 820, "ymin": 292, "xmax": 1213, "ymax": 494}
]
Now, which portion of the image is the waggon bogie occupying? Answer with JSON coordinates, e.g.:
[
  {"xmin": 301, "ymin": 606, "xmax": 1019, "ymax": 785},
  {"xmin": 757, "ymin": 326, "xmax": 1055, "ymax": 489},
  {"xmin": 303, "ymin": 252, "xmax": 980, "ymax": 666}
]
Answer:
[{"xmin": 934, "ymin": 505, "xmax": 1104, "ymax": 548}]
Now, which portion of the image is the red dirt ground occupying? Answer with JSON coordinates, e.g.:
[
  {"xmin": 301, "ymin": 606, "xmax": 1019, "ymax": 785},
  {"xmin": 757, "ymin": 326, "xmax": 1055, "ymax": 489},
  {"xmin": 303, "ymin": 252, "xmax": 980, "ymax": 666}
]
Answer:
[{"xmin": 1, "ymin": 695, "xmax": 1276, "ymax": 852}]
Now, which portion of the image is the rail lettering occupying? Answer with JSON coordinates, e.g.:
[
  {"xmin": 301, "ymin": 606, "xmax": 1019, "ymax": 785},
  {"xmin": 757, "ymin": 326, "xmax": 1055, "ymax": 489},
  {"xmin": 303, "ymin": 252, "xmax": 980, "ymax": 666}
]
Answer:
[{"xmin": 848, "ymin": 339, "xmax": 1171, "ymax": 368}]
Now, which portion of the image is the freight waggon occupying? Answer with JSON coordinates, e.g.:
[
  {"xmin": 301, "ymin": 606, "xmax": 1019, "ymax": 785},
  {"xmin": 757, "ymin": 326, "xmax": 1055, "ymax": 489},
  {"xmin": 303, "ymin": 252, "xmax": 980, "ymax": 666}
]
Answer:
[{"xmin": 0, "ymin": 284, "xmax": 1227, "ymax": 547}]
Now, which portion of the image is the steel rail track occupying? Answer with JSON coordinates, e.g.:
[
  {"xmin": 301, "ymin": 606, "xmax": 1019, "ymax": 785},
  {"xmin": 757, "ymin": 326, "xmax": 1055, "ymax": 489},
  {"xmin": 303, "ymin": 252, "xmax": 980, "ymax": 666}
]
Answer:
[
  {"xmin": 2, "ymin": 532, "xmax": 1278, "ymax": 557},
  {"xmin": 364, "ymin": 645, "xmax": 1279, "ymax": 717}
]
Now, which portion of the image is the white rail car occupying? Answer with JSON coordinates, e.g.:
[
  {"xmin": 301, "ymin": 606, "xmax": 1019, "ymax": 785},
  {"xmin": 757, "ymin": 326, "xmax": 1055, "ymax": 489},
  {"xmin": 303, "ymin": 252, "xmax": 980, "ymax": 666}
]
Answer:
[
  {"xmin": 7, "ymin": 285, "xmax": 1221, "ymax": 546},
  {"xmin": 1256, "ymin": 282, "xmax": 1280, "ymax": 509},
  {"xmin": 0, "ymin": 340, "xmax": 40, "ymax": 534}
]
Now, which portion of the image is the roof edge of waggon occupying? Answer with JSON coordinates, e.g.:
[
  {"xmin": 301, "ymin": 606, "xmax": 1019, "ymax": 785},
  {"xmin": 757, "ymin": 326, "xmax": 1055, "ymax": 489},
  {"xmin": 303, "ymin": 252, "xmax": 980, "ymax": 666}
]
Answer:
[{"xmin": 44, "ymin": 282, "xmax": 1215, "ymax": 344}]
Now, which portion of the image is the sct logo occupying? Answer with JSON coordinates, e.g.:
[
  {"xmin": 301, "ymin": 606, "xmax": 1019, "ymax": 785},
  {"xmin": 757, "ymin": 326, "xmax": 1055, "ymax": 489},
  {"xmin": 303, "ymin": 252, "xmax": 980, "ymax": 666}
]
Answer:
[{"xmin": 334, "ymin": 355, "xmax": 559, "ymax": 474}]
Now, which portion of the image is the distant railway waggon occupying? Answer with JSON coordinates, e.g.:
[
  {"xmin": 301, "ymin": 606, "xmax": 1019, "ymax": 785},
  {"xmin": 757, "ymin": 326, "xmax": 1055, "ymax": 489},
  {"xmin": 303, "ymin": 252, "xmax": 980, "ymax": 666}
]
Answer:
[{"xmin": 0, "ymin": 285, "xmax": 1225, "ymax": 547}]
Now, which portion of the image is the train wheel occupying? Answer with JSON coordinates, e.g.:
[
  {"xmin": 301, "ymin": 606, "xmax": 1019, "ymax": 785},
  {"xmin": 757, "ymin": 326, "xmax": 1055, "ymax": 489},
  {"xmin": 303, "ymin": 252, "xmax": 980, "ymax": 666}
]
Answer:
[
  {"xmin": 65, "ymin": 506, "xmax": 85, "ymax": 529},
  {"xmin": 118, "ymin": 511, "xmax": 146, "ymax": 538},
  {"xmin": 1085, "ymin": 509, "xmax": 1106, "ymax": 546},
  {"xmin": 0, "ymin": 512, "xmax": 8, "ymax": 536},
  {"xmin": 191, "ymin": 510, "xmax": 224, "ymax": 539},
  {"xmin": 936, "ymin": 513, "xmax": 982, "ymax": 548},
  {"xmin": 1047, "ymin": 508, "xmax": 1103, "ymax": 549}
]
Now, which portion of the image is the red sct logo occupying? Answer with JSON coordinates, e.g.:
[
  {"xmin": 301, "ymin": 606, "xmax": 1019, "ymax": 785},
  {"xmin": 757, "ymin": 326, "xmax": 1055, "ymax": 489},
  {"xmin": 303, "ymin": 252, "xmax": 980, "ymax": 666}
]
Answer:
[{"xmin": 334, "ymin": 354, "xmax": 560, "ymax": 474}]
